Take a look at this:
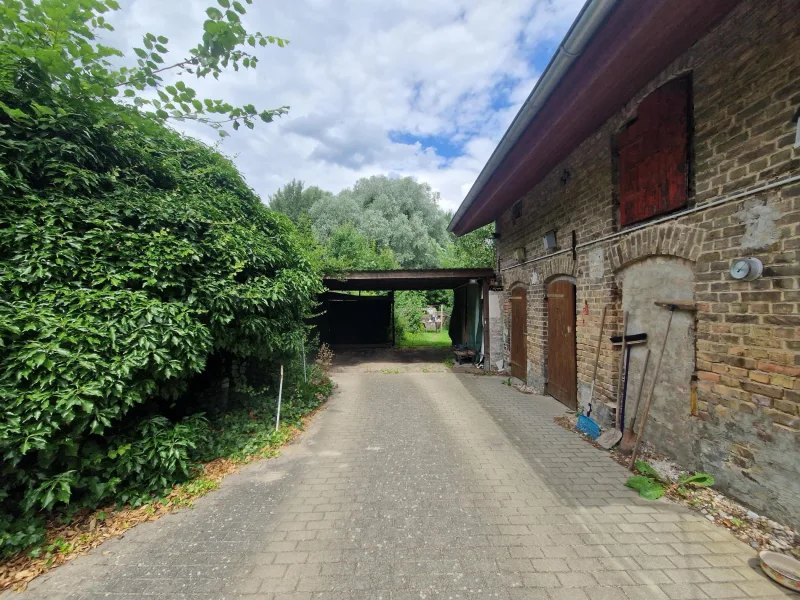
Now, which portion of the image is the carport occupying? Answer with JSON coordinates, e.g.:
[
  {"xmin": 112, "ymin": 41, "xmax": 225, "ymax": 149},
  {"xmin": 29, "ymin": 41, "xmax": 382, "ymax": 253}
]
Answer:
[{"xmin": 316, "ymin": 268, "xmax": 495, "ymax": 363}]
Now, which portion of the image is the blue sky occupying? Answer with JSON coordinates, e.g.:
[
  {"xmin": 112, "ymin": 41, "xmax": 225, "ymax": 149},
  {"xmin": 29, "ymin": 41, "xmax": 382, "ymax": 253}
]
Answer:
[
  {"xmin": 110, "ymin": 0, "xmax": 585, "ymax": 212},
  {"xmin": 389, "ymin": 41, "xmax": 566, "ymax": 163}
]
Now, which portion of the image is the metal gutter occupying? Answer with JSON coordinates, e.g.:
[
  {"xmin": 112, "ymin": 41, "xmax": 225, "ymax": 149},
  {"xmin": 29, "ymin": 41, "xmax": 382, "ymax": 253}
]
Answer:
[{"xmin": 448, "ymin": 0, "xmax": 618, "ymax": 234}]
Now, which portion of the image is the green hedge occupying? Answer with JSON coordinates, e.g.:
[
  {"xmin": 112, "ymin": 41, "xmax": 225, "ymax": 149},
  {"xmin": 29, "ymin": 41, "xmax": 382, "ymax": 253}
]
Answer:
[{"xmin": 0, "ymin": 57, "xmax": 322, "ymax": 555}]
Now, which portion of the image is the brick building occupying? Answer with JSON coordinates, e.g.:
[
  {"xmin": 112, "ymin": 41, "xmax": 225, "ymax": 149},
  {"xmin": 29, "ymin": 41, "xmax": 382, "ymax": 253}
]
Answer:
[{"xmin": 450, "ymin": 0, "xmax": 799, "ymax": 527}]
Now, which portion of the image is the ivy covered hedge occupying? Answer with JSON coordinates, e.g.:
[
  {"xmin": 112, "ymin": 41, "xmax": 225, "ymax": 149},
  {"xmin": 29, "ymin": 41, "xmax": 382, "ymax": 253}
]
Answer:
[{"xmin": 0, "ymin": 56, "xmax": 322, "ymax": 554}]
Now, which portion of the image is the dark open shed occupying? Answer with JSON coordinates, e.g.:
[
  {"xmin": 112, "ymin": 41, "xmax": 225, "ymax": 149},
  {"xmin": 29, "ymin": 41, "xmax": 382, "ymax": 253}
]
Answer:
[{"xmin": 315, "ymin": 269, "xmax": 495, "ymax": 359}]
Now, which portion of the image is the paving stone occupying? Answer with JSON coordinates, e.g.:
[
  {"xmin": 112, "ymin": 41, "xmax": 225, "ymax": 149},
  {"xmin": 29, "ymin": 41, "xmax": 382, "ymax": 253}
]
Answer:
[
  {"xmin": 9, "ymin": 371, "xmax": 780, "ymax": 600},
  {"xmin": 660, "ymin": 582, "xmax": 710, "ymax": 598}
]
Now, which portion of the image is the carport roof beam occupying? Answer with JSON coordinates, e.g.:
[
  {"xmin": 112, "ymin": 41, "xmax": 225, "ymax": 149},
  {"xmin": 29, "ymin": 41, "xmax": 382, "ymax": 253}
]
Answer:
[{"xmin": 323, "ymin": 268, "xmax": 495, "ymax": 291}]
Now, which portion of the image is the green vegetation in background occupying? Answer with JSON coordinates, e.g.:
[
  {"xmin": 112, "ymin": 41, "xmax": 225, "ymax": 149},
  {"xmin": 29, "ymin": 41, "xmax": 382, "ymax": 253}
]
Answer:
[
  {"xmin": 440, "ymin": 224, "xmax": 495, "ymax": 269},
  {"xmin": 393, "ymin": 290, "xmax": 429, "ymax": 342},
  {"xmin": 270, "ymin": 179, "xmax": 496, "ymax": 273},
  {"xmin": 0, "ymin": 0, "xmax": 325, "ymax": 557},
  {"xmin": 319, "ymin": 223, "xmax": 399, "ymax": 272},
  {"xmin": 396, "ymin": 330, "xmax": 452, "ymax": 348},
  {"xmin": 269, "ymin": 179, "xmax": 332, "ymax": 224}
]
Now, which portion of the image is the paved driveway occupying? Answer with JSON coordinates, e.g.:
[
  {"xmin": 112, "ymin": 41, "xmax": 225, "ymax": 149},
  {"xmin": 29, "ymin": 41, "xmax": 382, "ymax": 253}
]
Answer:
[{"xmin": 15, "ymin": 371, "xmax": 791, "ymax": 600}]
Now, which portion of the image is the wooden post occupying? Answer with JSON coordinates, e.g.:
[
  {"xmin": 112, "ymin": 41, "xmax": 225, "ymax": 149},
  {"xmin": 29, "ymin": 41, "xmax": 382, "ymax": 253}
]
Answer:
[
  {"xmin": 275, "ymin": 365, "xmax": 284, "ymax": 431},
  {"xmin": 482, "ymin": 278, "xmax": 491, "ymax": 368},
  {"xmin": 390, "ymin": 290, "xmax": 395, "ymax": 347}
]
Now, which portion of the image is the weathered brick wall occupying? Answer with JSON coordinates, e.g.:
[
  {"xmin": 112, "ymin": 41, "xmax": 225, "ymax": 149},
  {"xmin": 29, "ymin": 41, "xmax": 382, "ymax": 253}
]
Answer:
[{"xmin": 495, "ymin": 0, "xmax": 799, "ymax": 526}]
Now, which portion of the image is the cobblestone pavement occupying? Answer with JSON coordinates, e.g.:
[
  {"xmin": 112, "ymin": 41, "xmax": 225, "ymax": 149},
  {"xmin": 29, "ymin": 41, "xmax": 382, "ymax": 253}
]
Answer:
[{"xmin": 15, "ymin": 373, "xmax": 793, "ymax": 600}]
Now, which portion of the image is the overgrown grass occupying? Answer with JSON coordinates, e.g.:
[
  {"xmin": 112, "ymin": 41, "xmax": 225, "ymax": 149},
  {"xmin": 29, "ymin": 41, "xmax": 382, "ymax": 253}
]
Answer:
[{"xmin": 397, "ymin": 330, "xmax": 452, "ymax": 348}]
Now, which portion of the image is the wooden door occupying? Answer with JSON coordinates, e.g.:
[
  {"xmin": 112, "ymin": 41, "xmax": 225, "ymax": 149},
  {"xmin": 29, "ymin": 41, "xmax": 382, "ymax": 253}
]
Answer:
[
  {"xmin": 510, "ymin": 287, "xmax": 527, "ymax": 381},
  {"xmin": 547, "ymin": 280, "xmax": 577, "ymax": 409}
]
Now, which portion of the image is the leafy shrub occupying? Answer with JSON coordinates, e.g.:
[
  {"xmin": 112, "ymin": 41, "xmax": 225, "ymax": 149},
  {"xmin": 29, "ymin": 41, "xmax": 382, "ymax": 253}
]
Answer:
[
  {"xmin": 0, "ymin": 56, "xmax": 321, "ymax": 555},
  {"xmin": 625, "ymin": 475, "xmax": 666, "ymax": 500},
  {"xmin": 91, "ymin": 414, "xmax": 212, "ymax": 506},
  {"xmin": 394, "ymin": 291, "xmax": 428, "ymax": 341},
  {"xmin": 626, "ymin": 461, "xmax": 715, "ymax": 501}
]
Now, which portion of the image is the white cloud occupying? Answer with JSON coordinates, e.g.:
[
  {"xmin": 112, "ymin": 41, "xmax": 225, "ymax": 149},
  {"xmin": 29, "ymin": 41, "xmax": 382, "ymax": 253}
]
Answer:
[{"xmin": 107, "ymin": 0, "xmax": 584, "ymax": 211}]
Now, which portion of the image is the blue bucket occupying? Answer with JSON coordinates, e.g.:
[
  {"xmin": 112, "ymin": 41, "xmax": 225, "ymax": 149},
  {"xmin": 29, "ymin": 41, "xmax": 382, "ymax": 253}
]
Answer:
[{"xmin": 577, "ymin": 414, "xmax": 600, "ymax": 439}]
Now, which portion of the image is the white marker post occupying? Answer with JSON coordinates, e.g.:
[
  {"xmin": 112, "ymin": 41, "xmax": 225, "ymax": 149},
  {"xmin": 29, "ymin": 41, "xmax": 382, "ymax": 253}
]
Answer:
[
  {"xmin": 275, "ymin": 364, "xmax": 284, "ymax": 432},
  {"xmin": 302, "ymin": 340, "xmax": 307, "ymax": 383}
]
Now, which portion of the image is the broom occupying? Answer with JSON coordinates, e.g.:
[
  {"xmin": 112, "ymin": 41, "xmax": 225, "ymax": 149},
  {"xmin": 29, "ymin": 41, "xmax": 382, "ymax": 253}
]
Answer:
[{"xmin": 577, "ymin": 305, "xmax": 606, "ymax": 439}]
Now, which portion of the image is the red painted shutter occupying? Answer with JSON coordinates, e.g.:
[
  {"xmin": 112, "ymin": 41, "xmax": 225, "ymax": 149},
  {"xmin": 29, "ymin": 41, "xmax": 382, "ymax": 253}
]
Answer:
[{"xmin": 618, "ymin": 78, "xmax": 690, "ymax": 226}]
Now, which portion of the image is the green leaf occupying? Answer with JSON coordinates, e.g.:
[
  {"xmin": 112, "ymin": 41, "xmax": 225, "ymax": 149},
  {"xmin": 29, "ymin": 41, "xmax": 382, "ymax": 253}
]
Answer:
[
  {"xmin": 639, "ymin": 482, "xmax": 665, "ymax": 500},
  {"xmin": 634, "ymin": 461, "xmax": 663, "ymax": 482},
  {"xmin": 625, "ymin": 476, "xmax": 665, "ymax": 500},
  {"xmin": 217, "ymin": 0, "xmax": 230, "ymax": 6},
  {"xmin": 679, "ymin": 472, "xmax": 715, "ymax": 487},
  {"xmin": 133, "ymin": 47, "xmax": 148, "ymax": 58},
  {"xmin": 232, "ymin": 1, "xmax": 245, "ymax": 14},
  {"xmin": 205, "ymin": 6, "xmax": 223, "ymax": 19},
  {"xmin": 625, "ymin": 475, "xmax": 665, "ymax": 500}
]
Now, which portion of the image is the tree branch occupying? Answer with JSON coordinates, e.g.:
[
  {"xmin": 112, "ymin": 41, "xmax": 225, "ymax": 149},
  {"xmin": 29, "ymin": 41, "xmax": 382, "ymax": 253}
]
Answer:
[{"xmin": 114, "ymin": 58, "xmax": 196, "ymax": 87}]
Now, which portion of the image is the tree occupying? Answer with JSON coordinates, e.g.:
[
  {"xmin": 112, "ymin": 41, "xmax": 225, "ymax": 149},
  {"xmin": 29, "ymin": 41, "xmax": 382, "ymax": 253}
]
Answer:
[
  {"xmin": 0, "ymin": 0, "xmax": 319, "ymax": 555},
  {"xmin": 321, "ymin": 224, "xmax": 398, "ymax": 272},
  {"xmin": 309, "ymin": 175, "xmax": 451, "ymax": 268},
  {"xmin": 441, "ymin": 224, "xmax": 495, "ymax": 268},
  {"xmin": 269, "ymin": 180, "xmax": 331, "ymax": 223},
  {"xmin": 1, "ymin": 0, "xmax": 289, "ymax": 136}
]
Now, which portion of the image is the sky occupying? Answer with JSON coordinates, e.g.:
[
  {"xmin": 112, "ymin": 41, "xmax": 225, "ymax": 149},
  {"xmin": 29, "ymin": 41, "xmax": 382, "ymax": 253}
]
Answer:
[{"xmin": 107, "ymin": 0, "xmax": 585, "ymax": 213}]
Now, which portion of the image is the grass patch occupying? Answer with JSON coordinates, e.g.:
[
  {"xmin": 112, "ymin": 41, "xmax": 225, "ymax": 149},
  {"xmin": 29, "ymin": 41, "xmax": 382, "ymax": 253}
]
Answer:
[{"xmin": 397, "ymin": 330, "xmax": 452, "ymax": 348}]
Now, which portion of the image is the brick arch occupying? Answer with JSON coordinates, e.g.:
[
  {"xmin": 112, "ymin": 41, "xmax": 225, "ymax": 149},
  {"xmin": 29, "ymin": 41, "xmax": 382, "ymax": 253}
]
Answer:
[
  {"xmin": 608, "ymin": 223, "xmax": 705, "ymax": 273},
  {"xmin": 535, "ymin": 253, "xmax": 576, "ymax": 283}
]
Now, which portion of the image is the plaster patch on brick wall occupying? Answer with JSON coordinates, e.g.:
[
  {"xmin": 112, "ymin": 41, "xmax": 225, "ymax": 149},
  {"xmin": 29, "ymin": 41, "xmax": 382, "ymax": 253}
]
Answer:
[
  {"xmin": 588, "ymin": 247, "xmax": 605, "ymax": 279},
  {"xmin": 531, "ymin": 270, "xmax": 539, "ymax": 285},
  {"xmin": 737, "ymin": 199, "xmax": 780, "ymax": 250}
]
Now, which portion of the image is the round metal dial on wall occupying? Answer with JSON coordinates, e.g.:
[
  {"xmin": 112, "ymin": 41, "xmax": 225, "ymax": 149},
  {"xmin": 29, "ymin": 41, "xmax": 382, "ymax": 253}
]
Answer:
[{"xmin": 730, "ymin": 257, "xmax": 763, "ymax": 281}]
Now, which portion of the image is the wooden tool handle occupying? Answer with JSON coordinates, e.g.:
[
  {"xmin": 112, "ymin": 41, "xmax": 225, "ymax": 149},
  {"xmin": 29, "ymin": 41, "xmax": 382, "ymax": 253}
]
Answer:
[
  {"xmin": 628, "ymin": 348, "xmax": 651, "ymax": 431},
  {"xmin": 616, "ymin": 310, "xmax": 628, "ymax": 430},
  {"xmin": 590, "ymin": 306, "xmax": 607, "ymax": 383},
  {"xmin": 629, "ymin": 308, "xmax": 675, "ymax": 468}
]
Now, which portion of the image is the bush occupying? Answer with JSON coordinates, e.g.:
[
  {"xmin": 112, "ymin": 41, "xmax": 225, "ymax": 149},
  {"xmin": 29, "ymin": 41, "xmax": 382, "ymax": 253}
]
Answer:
[
  {"xmin": 394, "ymin": 291, "xmax": 428, "ymax": 341},
  {"xmin": 0, "ymin": 57, "xmax": 321, "ymax": 556}
]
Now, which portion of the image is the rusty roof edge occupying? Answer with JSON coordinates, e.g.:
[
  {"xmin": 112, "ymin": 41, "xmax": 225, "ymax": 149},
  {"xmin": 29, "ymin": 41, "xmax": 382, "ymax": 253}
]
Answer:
[{"xmin": 447, "ymin": 0, "xmax": 618, "ymax": 235}]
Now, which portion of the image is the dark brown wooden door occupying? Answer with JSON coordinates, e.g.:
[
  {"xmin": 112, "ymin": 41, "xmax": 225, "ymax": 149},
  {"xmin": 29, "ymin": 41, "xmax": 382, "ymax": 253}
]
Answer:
[
  {"xmin": 547, "ymin": 280, "xmax": 577, "ymax": 409},
  {"xmin": 510, "ymin": 287, "xmax": 527, "ymax": 381}
]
